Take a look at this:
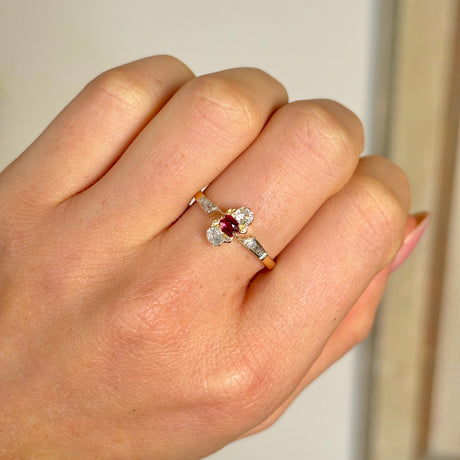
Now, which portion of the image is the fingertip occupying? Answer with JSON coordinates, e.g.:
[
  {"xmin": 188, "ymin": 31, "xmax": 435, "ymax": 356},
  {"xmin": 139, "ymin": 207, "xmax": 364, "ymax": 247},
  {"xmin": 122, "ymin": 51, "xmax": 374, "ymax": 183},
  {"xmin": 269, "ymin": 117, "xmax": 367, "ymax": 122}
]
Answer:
[{"xmin": 390, "ymin": 211, "xmax": 430, "ymax": 273}]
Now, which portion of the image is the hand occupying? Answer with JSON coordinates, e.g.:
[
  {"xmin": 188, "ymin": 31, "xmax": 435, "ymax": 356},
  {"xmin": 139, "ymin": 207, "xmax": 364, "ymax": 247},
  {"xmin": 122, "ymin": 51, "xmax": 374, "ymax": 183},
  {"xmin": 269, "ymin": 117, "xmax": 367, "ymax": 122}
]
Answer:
[{"xmin": 0, "ymin": 55, "xmax": 420, "ymax": 459}]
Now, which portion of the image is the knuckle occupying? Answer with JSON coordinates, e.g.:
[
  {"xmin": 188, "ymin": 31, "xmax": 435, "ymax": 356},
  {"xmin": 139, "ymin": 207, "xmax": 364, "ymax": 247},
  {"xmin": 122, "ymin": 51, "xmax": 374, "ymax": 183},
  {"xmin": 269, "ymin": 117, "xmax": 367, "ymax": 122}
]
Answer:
[
  {"xmin": 344, "ymin": 174, "xmax": 407, "ymax": 265},
  {"xmin": 281, "ymin": 100, "xmax": 360, "ymax": 181},
  {"xmin": 185, "ymin": 74, "xmax": 261, "ymax": 134},
  {"xmin": 152, "ymin": 54, "xmax": 194, "ymax": 76},
  {"xmin": 227, "ymin": 358, "xmax": 271, "ymax": 403},
  {"xmin": 201, "ymin": 349, "xmax": 275, "ymax": 423},
  {"xmin": 363, "ymin": 155, "xmax": 411, "ymax": 212},
  {"xmin": 88, "ymin": 68, "xmax": 154, "ymax": 114}
]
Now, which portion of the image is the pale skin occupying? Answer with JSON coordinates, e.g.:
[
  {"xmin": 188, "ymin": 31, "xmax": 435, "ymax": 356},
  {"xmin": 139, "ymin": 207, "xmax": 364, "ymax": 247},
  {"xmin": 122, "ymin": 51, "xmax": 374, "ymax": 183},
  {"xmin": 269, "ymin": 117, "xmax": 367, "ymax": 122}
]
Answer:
[{"xmin": 0, "ymin": 55, "xmax": 421, "ymax": 459}]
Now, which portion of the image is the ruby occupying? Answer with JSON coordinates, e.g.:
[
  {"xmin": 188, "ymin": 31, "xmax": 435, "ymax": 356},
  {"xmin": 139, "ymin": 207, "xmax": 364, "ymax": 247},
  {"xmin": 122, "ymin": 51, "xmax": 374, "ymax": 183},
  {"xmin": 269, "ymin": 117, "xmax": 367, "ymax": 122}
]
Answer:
[{"xmin": 219, "ymin": 215, "xmax": 239, "ymax": 237}]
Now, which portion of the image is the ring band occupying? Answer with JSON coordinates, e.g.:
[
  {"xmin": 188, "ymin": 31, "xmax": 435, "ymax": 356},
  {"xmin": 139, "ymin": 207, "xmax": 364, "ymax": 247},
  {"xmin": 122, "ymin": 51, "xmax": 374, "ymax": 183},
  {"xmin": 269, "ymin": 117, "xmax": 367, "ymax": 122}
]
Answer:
[{"xmin": 194, "ymin": 191, "xmax": 276, "ymax": 270}]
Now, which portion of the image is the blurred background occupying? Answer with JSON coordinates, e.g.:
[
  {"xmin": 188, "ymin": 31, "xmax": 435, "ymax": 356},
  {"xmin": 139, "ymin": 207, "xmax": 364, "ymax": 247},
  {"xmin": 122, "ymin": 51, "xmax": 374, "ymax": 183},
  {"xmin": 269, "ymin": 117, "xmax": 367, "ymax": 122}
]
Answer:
[{"xmin": 0, "ymin": 1, "xmax": 458, "ymax": 459}]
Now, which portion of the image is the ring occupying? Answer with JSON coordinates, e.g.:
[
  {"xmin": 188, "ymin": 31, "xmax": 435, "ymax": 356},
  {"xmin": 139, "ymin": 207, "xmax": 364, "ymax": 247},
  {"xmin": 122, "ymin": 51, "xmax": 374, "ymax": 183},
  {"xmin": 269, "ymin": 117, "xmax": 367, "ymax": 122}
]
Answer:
[{"xmin": 194, "ymin": 191, "xmax": 276, "ymax": 270}]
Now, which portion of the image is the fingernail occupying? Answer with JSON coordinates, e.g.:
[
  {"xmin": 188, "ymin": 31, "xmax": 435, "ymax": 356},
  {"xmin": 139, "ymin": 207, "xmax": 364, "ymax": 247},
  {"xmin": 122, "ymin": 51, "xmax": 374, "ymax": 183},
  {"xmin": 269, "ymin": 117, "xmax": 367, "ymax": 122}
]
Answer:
[{"xmin": 390, "ymin": 212, "xmax": 430, "ymax": 273}]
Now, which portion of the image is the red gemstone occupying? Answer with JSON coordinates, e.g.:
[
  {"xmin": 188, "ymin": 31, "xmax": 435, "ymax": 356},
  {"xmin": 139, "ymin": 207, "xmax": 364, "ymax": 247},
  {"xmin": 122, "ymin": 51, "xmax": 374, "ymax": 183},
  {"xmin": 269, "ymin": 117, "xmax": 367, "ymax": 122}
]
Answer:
[{"xmin": 219, "ymin": 215, "xmax": 239, "ymax": 237}]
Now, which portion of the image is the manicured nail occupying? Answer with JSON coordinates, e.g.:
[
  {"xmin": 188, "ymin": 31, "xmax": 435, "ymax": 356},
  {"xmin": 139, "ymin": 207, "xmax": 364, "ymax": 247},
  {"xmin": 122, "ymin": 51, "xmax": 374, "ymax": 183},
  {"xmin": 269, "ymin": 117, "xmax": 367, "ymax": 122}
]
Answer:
[{"xmin": 390, "ymin": 212, "xmax": 430, "ymax": 273}]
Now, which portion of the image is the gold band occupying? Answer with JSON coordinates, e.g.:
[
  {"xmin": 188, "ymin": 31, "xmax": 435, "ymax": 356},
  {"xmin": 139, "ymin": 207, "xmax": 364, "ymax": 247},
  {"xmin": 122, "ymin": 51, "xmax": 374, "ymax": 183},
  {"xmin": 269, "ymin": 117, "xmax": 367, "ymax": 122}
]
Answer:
[{"xmin": 262, "ymin": 256, "xmax": 276, "ymax": 270}]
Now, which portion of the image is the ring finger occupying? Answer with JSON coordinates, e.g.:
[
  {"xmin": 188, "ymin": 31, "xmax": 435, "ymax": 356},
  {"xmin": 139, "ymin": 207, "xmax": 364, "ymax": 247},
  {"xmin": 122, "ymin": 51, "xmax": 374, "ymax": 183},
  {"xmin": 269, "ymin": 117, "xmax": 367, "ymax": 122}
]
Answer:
[{"xmin": 163, "ymin": 99, "xmax": 364, "ymax": 287}]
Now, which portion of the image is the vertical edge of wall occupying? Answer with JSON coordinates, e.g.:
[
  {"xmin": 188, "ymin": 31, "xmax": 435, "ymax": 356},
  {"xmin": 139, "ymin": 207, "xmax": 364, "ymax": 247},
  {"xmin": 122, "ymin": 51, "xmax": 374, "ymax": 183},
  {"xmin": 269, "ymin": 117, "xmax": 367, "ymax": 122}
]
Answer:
[
  {"xmin": 356, "ymin": 1, "xmax": 397, "ymax": 459},
  {"xmin": 366, "ymin": 1, "xmax": 460, "ymax": 460},
  {"xmin": 419, "ymin": 3, "xmax": 460, "ymax": 456}
]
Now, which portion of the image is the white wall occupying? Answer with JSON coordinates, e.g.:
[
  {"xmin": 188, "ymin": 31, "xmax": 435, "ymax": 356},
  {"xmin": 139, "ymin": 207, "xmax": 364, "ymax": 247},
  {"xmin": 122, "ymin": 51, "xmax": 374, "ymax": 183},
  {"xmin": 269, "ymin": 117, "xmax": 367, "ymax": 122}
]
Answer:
[{"xmin": 0, "ymin": 1, "xmax": 378, "ymax": 458}]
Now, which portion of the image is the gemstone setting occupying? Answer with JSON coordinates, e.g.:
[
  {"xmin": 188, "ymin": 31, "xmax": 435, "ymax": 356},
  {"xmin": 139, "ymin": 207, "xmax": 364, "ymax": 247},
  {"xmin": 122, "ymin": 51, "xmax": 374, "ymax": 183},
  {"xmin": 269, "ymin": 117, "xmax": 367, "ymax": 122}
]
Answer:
[
  {"xmin": 196, "ymin": 193, "xmax": 274, "ymax": 269},
  {"xmin": 204, "ymin": 206, "xmax": 254, "ymax": 246},
  {"xmin": 233, "ymin": 207, "xmax": 254, "ymax": 233},
  {"xmin": 219, "ymin": 215, "xmax": 239, "ymax": 236}
]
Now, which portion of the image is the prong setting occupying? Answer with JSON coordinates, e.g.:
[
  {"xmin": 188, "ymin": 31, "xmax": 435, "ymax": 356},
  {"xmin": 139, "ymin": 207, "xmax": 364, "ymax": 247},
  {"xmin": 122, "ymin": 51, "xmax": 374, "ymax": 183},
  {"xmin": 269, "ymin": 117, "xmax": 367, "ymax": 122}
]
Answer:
[
  {"xmin": 196, "ymin": 193, "xmax": 275, "ymax": 269},
  {"xmin": 205, "ymin": 206, "xmax": 254, "ymax": 246}
]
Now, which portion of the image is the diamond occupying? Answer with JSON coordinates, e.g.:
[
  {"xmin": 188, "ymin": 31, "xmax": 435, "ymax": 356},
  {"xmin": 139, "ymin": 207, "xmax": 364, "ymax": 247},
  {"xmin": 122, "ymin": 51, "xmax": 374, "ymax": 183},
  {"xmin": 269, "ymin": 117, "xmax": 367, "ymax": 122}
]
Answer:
[
  {"xmin": 198, "ymin": 195, "xmax": 222, "ymax": 215},
  {"xmin": 233, "ymin": 207, "xmax": 254, "ymax": 226},
  {"xmin": 239, "ymin": 236, "xmax": 267, "ymax": 259},
  {"xmin": 207, "ymin": 227, "xmax": 224, "ymax": 246}
]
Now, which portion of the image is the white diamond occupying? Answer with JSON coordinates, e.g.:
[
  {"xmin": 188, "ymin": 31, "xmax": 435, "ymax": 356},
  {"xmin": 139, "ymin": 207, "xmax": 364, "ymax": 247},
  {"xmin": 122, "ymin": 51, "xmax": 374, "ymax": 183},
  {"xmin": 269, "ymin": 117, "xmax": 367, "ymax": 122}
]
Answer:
[
  {"xmin": 234, "ymin": 207, "xmax": 254, "ymax": 226},
  {"xmin": 240, "ymin": 236, "xmax": 267, "ymax": 259},
  {"xmin": 206, "ymin": 227, "xmax": 224, "ymax": 246},
  {"xmin": 245, "ymin": 237, "xmax": 258, "ymax": 249},
  {"xmin": 198, "ymin": 196, "xmax": 222, "ymax": 215}
]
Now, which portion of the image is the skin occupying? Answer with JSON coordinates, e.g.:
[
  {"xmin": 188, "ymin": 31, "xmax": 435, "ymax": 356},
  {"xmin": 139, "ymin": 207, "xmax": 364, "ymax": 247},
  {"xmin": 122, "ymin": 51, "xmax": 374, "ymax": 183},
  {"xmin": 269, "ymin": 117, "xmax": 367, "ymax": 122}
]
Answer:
[{"xmin": 0, "ymin": 55, "xmax": 417, "ymax": 459}]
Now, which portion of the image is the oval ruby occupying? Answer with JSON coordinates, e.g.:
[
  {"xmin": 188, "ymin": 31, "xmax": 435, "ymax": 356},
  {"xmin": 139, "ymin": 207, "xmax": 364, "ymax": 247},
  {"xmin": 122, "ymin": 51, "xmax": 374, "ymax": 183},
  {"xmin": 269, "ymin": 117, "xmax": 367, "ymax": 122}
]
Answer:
[{"xmin": 219, "ymin": 215, "xmax": 239, "ymax": 237}]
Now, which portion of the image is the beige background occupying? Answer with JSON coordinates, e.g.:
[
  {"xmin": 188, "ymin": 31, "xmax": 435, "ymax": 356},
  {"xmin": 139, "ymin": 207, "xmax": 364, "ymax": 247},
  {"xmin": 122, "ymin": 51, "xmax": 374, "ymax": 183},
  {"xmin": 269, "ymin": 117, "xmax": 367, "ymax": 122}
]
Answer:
[{"xmin": 0, "ymin": 1, "xmax": 378, "ymax": 458}]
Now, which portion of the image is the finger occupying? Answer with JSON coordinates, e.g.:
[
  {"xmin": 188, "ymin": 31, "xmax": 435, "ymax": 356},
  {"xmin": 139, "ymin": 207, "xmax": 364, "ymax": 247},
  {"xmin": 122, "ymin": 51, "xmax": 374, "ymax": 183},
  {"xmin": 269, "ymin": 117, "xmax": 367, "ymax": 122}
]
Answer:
[
  {"xmin": 242, "ymin": 267, "xmax": 390, "ymax": 437},
  {"xmin": 242, "ymin": 214, "xmax": 420, "ymax": 436},
  {"xmin": 77, "ymin": 67, "xmax": 289, "ymax": 242},
  {"xmin": 0, "ymin": 55, "xmax": 195, "ymax": 205},
  {"xmin": 163, "ymin": 99, "xmax": 364, "ymax": 288},
  {"xmin": 235, "ymin": 155, "xmax": 410, "ymax": 421},
  {"xmin": 297, "ymin": 212, "xmax": 426, "ymax": 381}
]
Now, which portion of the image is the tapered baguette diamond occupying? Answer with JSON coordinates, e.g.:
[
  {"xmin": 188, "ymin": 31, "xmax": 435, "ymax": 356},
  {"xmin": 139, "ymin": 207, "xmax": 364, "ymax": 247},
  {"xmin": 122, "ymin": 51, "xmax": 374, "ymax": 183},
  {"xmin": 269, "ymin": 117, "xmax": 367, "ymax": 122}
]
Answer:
[
  {"xmin": 197, "ymin": 195, "xmax": 222, "ymax": 215},
  {"xmin": 238, "ymin": 236, "xmax": 267, "ymax": 259}
]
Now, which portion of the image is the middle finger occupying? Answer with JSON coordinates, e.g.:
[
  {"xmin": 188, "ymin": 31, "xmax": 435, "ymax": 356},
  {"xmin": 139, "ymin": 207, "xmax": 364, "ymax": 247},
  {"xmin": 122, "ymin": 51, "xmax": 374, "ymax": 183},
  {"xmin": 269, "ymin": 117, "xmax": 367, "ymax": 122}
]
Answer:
[{"xmin": 76, "ymin": 67, "xmax": 288, "ymax": 243}]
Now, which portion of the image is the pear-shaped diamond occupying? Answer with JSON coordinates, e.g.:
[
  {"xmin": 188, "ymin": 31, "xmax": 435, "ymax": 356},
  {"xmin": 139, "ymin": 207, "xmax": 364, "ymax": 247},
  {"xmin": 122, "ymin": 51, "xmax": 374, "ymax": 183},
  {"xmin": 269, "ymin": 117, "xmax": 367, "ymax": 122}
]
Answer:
[
  {"xmin": 206, "ymin": 227, "xmax": 224, "ymax": 246},
  {"xmin": 234, "ymin": 207, "xmax": 254, "ymax": 226}
]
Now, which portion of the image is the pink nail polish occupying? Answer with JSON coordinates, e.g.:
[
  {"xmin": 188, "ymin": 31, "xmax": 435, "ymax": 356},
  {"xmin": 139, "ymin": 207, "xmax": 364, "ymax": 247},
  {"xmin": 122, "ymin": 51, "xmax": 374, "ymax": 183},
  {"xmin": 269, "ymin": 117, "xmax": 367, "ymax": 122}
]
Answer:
[{"xmin": 390, "ymin": 212, "xmax": 430, "ymax": 273}]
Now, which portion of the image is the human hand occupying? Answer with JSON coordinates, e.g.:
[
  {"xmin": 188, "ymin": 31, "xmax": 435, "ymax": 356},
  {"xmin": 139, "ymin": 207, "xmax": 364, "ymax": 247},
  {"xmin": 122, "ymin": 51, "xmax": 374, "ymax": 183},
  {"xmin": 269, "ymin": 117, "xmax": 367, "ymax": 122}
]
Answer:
[{"xmin": 0, "ymin": 55, "xmax": 425, "ymax": 459}]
